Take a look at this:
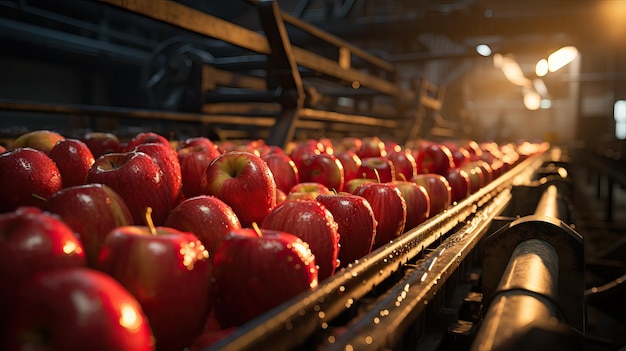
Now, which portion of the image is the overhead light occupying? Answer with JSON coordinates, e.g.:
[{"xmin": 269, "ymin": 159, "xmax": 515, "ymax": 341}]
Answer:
[
  {"xmin": 540, "ymin": 99, "xmax": 552, "ymax": 109},
  {"xmin": 499, "ymin": 54, "xmax": 531, "ymax": 87},
  {"xmin": 492, "ymin": 53, "xmax": 503, "ymax": 68},
  {"xmin": 523, "ymin": 89, "xmax": 541, "ymax": 110},
  {"xmin": 533, "ymin": 78, "xmax": 549, "ymax": 97},
  {"xmin": 476, "ymin": 44, "xmax": 492, "ymax": 57},
  {"xmin": 614, "ymin": 100, "xmax": 626, "ymax": 122},
  {"xmin": 548, "ymin": 46, "xmax": 579, "ymax": 72},
  {"xmin": 535, "ymin": 59, "xmax": 549, "ymax": 77}
]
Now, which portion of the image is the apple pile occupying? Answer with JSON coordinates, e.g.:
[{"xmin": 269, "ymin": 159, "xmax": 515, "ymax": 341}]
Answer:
[{"xmin": 0, "ymin": 129, "xmax": 542, "ymax": 349}]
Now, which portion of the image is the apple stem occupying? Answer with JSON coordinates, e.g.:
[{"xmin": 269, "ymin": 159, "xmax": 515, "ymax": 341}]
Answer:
[
  {"xmin": 251, "ymin": 222, "xmax": 263, "ymax": 238},
  {"xmin": 145, "ymin": 207, "xmax": 157, "ymax": 235},
  {"xmin": 31, "ymin": 193, "xmax": 47, "ymax": 201},
  {"xmin": 398, "ymin": 173, "xmax": 407, "ymax": 182},
  {"xmin": 373, "ymin": 168, "xmax": 381, "ymax": 183}
]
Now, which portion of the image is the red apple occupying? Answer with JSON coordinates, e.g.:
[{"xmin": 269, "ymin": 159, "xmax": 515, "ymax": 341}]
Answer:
[
  {"xmin": 2, "ymin": 267, "xmax": 154, "ymax": 351},
  {"xmin": 276, "ymin": 188, "xmax": 287, "ymax": 205},
  {"xmin": 316, "ymin": 193, "xmax": 377, "ymax": 267},
  {"xmin": 336, "ymin": 150, "xmax": 362, "ymax": 183},
  {"xmin": 178, "ymin": 145, "xmax": 220, "ymax": 198},
  {"xmin": 98, "ymin": 224, "xmax": 212, "ymax": 351},
  {"xmin": 353, "ymin": 182, "xmax": 406, "ymax": 249},
  {"xmin": 298, "ymin": 153, "xmax": 345, "ymax": 192},
  {"xmin": 261, "ymin": 199, "xmax": 340, "ymax": 280},
  {"xmin": 179, "ymin": 137, "xmax": 221, "ymax": 155},
  {"xmin": 49, "ymin": 138, "xmax": 95, "ymax": 188},
  {"xmin": 387, "ymin": 150, "xmax": 418, "ymax": 181},
  {"xmin": 12, "ymin": 129, "xmax": 64, "ymax": 154},
  {"xmin": 336, "ymin": 137, "xmax": 362, "ymax": 153},
  {"xmin": 261, "ymin": 153, "xmax": 299, "ymax": 194},
  {"xmin": 414, "ymin": 141, "xmax": 455, "ymax": 175},
  {"xmin": 411, "ymin": 173, "xmax": 452, "ymax": 217},
  {"xmin": 318, "ymin": 137, "xmax": 335, "ymax": 154},
  {"xmin": 164, "ymin": 195, "xmax": 242, "ymax": 255},
  {"xmin": 461, "ymin": 162, "xmax": 486, "ymax": 194},
  {"xmin": 357, "ymin": 136, "xmax": 386, "ymax": 159},
  {"xmin": 392, "ymin": 181, "xmax": 430, "ymax": 230},
  {"xmin": 124, "ymin": 132, "xmax": 171, "ymax": 152},
  {"xmin": 442, "ymin": 142, "xmax": 471, "ymax": 169},
  {"xmin": 44, "ymin": 183, "xmax": 134, "ymax": 267},
  {"xmin": 445, "ymin": 168, "xmax": 471, "ymax": 204},
  {"xmin": 82, "ymin": 132, "xmax": 122, "ymax": 158},
  {"xmin": 212, "ymin": 227, "xmax": 318, "ymax": 328},
  {"xmin": 287, "ymin": 182, "xmax": 331, "ymax": 201},
  {"xmin": 0, "ymin": 207, "xmax": 86, "ymax": 330},
  {"xmin": 463, "ymin": 140, "xmax": 483, "ymax": 161},
  {"xmin": 132, "ymin": 142, "xmax": 182, "ymax": 207},
  {"xmin": 87, "ymin": 151, "xmax": 171, "ymax": 225},
  {"xmin": 471, "ymin": 160, "xmax": 494, "ymax": 185},
  {"xmin": 289, "ymin": 140, "xmax": 323, "ymax": 171},
  {"xmin": 383, "ymin": 139, "xmax": 401, "ymax": 153},
  {"xmin": 344, "ymin": 177, "xmax": 376, "ymax": 194},
  {"xmin": 200, "ymin": 151, "xmax": 276, "ymax": 228},
  {"xmin": 359, "ymin": 156, "xmax": 395, "ymax": 183},
  {"xmin": 0, "ymin": 147, "xmax": 62, "ymax": 212}
]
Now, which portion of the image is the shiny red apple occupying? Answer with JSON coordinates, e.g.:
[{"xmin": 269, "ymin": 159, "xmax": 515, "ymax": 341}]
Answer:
[
  {"xmin": 414, "ymin": 141, "xmax": 455, "ymax": 175},
  {"xmin": 353, "ymin": 182, "xmax": 406, "ymax": 249},
  {"xmin": 344, "ymin": 177, "xmax": 376, "ymax": 194},
  {"xmin": 445, "ymin": 168, "xmax": 471, "ymax": 204},
  {"xmin": 124, "ymin": 131, "xmax": 171, "ymax": 152},
  {"xmin": 82, "ymin": 132, "xmax": 122, "ymax": 158},
  {"xmin": 87, "ymin": 151, "xmax": 171, "ymax": 225},
  {"xmin": 392, "ymin": 180, "xmax": 430, "ymax": 230},
  {"xmin": 359, "ymin": 156, "xmax": 395, "ymax": 183},
  {"xmin": 261, "ymin": 199, "xmax": 340, "ymax": 280},
  {"xmin": 0, "ymin": 207, "xmax": 86, "ymax": 331},
  {"xmin": 316, "ymin": 193, "xmax": 377, "ymax": 267},
  {"xmin": 44, "ymin": 183, "xmax": 134, "ymax": 267},
  {"xmin": 0, "ymin": 147, "xmax": 62, "ymax": 213},
  {"xmin": 298, "ymin": 153, "xmax": 345, "ymax": 192},
  {"xmin": 387, "ymin": 150, "xmax": 417, "ymax": 181},
  {"xmin": 262, "ymin": 153, "xmax": 299, "ymax": 194},
  {"xmin": 200, "ymin": 151, "xmax": 276, "ymax": 227},
  {"xmin": 287, "ymin": 182, "xmax": 331, "ymax": 201},
  {"xmin": 1, "ymin": 267, "xmax": 155, "ymax": 351},
  {"xmin": 212, "ymin": 227, "xmax": 318, "ymax": 328},
  {"xmin": 49, "ymin": 138, "xmax": 95, "ymax": 188},
  {"xmin": 12, "ymin": 129, "xmax": 64, "ymax": 154},
  {"xmin": 164, "ymin": 195, "xmax": 242, "ymax": 255},
  {"xmin": 336, "ymin": 150, "xmax": 362, "ymax": 183},
  {"xmin": 357, "ymin": 136, "xmax": 386, "ymax": 159},
  {"xmin": 97, "ymin": 224, "xmax": 212, "ymax": 351},
  {"xmin": 411, "ymin": 173, "xmax": 452, "ymax": 217},
  {"xmin": 178, "ymin": 145, "xmax": 220, "ymax": 198},
  {"xmin": 132, "ymin": 142, "xmax": 182, "ymax": 207}
]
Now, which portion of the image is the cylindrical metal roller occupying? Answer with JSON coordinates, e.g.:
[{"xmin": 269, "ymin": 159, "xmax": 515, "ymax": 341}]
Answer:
[{"xmin": 471, "ymin": 238, "xmax": 561, "ymax": 351}]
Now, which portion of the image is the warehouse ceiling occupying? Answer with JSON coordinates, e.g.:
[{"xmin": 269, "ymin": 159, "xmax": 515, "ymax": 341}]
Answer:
[{"xmin": 2, "ymin": 0, "xmax": 626, "ymax": 133}]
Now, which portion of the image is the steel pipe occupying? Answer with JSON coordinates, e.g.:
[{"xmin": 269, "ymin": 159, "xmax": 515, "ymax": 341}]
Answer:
[{"xmin": 471, "ymin": 238, "xmax": 561, "ymax": 351}]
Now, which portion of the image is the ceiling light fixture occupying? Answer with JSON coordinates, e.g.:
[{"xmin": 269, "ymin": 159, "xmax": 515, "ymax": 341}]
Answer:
[
  {"xmin": 476, "ymin": 44, "xmax": 492, "ymax": 57},
  {"xmin": 499, "ymin": 54, "xmax": 531, "ymax": 87},
  {"xmin": 535, "ymin": 59, "xmax": 549, "ymax": 77},
  {"xmin": 547, "ymin": 46, "xmax": 579, "ymax": 72}
]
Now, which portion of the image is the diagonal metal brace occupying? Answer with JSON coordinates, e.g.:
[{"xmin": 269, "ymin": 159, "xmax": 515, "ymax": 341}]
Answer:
[{"xmin": 257, "ymin": 0, "xmax": 305, "ymax": 148}]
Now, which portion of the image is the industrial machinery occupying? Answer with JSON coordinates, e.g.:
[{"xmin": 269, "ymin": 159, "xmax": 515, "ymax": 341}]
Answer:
[{"xmin": 1, "ymin": 1, "xmax": 625, "ymax": 350}]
